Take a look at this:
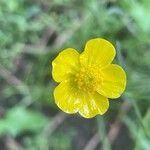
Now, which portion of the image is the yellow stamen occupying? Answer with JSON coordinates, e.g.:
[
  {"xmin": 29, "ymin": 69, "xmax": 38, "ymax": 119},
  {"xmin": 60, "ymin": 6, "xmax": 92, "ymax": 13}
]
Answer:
[{"xmin": 75, "ymin": 65, "xmax": 101, "ymax": 93}]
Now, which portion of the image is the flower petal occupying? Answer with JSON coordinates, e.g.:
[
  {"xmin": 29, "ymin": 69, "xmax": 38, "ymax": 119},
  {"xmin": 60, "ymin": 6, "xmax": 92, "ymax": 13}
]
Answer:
[
  {"xmin": 80, "ymin": 38, "xmax": 116, "ymax": 68},
  {"xmin": 54, "ymin": 80, "xmax": 80, "ymax": 114},
  {"xmin": 97, "ymin": 64, "xmax": 126, "ymax": 98},
  {"xmin": 79, "ymin": 92, "xmax": 109, "ymax": 118},
  {"xmin": 52, "ymin": 48, "xmax": 80, "ymax": 82}
]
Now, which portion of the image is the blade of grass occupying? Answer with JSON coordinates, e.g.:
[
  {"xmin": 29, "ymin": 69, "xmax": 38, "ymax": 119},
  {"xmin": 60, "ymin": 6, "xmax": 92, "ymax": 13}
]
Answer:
[{"xmin": 97, "ymin": 117, "xmax": 111, "ymax": 150}]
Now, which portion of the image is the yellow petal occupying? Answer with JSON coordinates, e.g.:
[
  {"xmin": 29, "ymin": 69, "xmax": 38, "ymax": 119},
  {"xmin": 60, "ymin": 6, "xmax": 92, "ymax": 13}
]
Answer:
[
  {"xmin": 54, "ymin": 80, "xmax": 80, "ymax": 113},
  {"xmin": 79, "ymin": 92, "xmax": 109, "ymax": 118},
  {"xmin": 52, "ymin": 48, "xmax": 80, "ymax": 82},
  {"xmin": 97, "ymin": 64, "xmax": 126, "ymax": 98},
  {"xmin": 80, "ymin": 38, "xmax": 116, "ymax": 68}
]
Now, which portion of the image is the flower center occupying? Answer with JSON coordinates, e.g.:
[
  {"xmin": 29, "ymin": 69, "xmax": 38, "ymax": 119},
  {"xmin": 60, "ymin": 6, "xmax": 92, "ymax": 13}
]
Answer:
[{"xmin": 75, "ymin": 65, "xmax": 101, "ymax": 93}]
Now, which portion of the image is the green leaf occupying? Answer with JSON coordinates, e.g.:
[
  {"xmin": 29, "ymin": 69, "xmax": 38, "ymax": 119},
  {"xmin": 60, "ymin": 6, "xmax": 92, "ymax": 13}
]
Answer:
[{"xmin": 0, "ymin": 106, "xmax": 49, "ymax": 137}]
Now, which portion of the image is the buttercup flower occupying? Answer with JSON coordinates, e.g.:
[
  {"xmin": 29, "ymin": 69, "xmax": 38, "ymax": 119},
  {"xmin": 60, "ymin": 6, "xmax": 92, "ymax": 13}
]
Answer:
[{"xmin": 52, "ymin": 38, "xmax": 126, "ymax": 118}]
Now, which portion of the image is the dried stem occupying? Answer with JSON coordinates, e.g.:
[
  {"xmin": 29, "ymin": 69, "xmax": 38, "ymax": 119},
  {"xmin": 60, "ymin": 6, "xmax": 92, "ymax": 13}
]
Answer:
[{"xmin": 84, "ymin": 133, "xmax": 100, "ymax": 150}]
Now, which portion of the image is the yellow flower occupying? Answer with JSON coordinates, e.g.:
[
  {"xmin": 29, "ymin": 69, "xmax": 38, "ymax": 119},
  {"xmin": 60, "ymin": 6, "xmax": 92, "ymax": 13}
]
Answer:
[{"xmin": 52, "ymin": 38, "xmax": 126, "ymax": 118}]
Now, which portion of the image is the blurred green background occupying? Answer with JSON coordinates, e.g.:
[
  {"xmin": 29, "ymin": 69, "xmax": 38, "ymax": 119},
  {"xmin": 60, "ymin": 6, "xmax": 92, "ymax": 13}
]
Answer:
[{"xmin": 0, "ymin": 0, "xmax": 150, "ymax": 150}]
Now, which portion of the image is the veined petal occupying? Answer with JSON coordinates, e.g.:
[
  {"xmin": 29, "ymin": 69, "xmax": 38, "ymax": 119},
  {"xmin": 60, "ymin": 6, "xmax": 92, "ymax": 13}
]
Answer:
[
  {"xmin": 54, "ymin": 80, "xmax": 80, "ymax": 113},
  {"xmin": 52, "ymin": 48, "xmax": 80, "ymax": 82},
  {"xmin": 79, "ymin": 92, "xmax": 109, "ymax": 118},
  {"xmin": 97, "ymin": 64, "xmax": 126, "ymax": 98},
  {"xmin": 80, "ymin": 38, "xmax": 116, "ymax": 68}
]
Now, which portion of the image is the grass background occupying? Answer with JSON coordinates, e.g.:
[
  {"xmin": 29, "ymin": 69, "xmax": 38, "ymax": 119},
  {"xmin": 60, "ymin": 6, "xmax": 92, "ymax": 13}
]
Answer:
[{"xmin": 0, "ymin": 0, "xmax": 150, "ymax": 149}]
